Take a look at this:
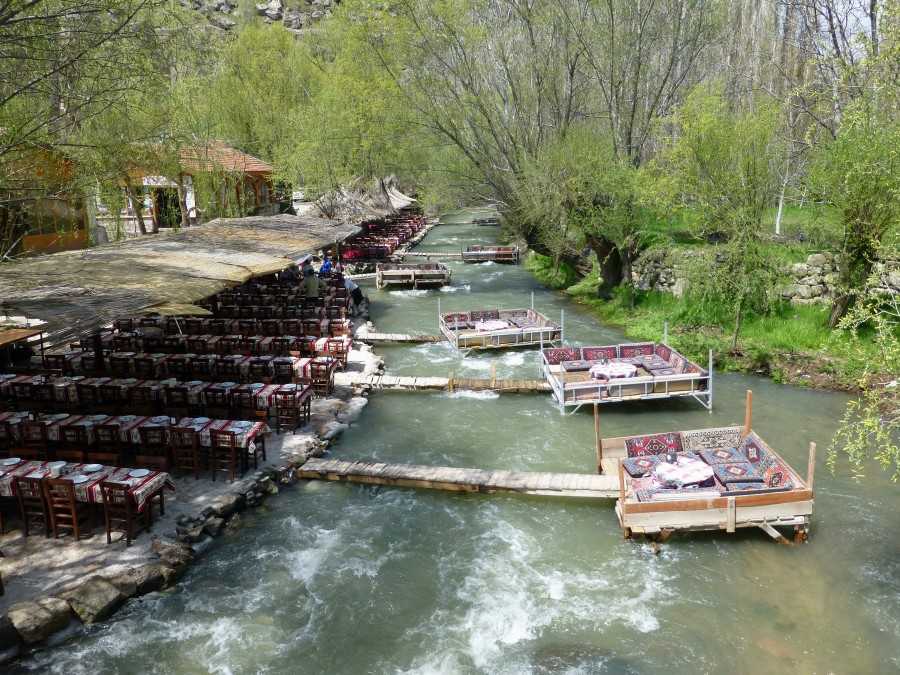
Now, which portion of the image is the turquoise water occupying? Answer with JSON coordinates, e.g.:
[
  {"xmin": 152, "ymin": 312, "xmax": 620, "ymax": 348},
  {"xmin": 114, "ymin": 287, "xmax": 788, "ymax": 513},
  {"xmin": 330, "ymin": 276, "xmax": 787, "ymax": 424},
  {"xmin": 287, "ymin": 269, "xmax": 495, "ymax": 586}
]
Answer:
[{"xmin": 13, "ymin": 217, "xmax": 899, "ymax": 674}]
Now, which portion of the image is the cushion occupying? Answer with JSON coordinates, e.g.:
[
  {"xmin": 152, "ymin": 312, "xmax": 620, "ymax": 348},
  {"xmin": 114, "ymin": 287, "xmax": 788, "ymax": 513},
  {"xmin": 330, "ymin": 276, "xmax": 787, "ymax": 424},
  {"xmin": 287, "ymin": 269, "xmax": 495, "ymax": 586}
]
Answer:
[
  {"xmin": 699, "ymin": 447, "xmax": 746, "ymax": 465},
  {"xmin": 649, "ymin": 367, "xmax": 677, "ymax": 376},
  {"xmin": 761, "ymin": 456, "xmax": 792, "ymax": 487},
  {"xmin": 622, "ymin": 455, "xmax": 661, "ymax": 477},
  {"xmin": 682, "ymin": 427, "xmax": 743, "ymax": 453},
  {"xmin": 724, "ymin": 481, "xmax": 792, "ymax": 495},
  {"xmin": 625, "ymin": 432, "xmax": 684, "ymax": 458},
  {"xmin": 654, "ymin": 344, "xmax": 672, "ymax": 362},
  {"xmin": 620, "ymin": 343, "xmax": 654, "ymax": 357},
  {"xmin": 668, "ymin": 354, "xmax": 686, "ymax": 371},
  {"xmin": 470, "ymin": 309, "xmax": 500, "ymax": 321},
  {"xmin": 713, "ymin": 462, "xmax": 764, "ymax": 483},
  {"xmin": 544, "ymin": 347, "xmax": 580, "ymax": 365},
  {"xmin": 582, "ymin": 346, "xmax": 618, "ymax": 361},
  {"xmin": 739, "ymin": 434, "xmax": 767, "ymax": 463},
  {"xmin": 561, "ymin": 360, "xmax": 592, "ymax": 372}
]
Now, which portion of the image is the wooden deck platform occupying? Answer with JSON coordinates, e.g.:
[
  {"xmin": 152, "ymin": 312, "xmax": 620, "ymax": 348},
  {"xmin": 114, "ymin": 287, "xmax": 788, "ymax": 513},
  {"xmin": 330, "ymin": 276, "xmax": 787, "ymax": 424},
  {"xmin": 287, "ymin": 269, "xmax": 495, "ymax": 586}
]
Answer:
[
  {"xmin": 334, "ymin": 371, "xmax": 551, "ymax": 393},
  {"xmin": 298, "ymin": 458, "xmax": 620, "ymax": 499}
]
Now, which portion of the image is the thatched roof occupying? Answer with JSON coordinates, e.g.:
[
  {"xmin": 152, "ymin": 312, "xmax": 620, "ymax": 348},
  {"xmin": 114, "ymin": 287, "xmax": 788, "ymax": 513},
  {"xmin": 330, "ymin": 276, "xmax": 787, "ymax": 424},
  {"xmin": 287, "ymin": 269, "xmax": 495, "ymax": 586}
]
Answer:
[{"xmin": 0, "ymin": 214, "xmax": 358, "ymax": 347}]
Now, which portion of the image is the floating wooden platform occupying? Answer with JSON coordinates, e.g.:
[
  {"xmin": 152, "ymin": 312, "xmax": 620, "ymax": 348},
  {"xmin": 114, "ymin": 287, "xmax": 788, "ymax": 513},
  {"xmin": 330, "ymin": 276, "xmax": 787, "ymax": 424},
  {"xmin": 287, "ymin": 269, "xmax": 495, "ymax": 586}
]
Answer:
[
  {"xmin": 333, "ymin": 371, "xmax": 551, "ymax": 393},
  {"xmin": 298, "ymin": 458, "xmax": 620, "ymax": 499}
]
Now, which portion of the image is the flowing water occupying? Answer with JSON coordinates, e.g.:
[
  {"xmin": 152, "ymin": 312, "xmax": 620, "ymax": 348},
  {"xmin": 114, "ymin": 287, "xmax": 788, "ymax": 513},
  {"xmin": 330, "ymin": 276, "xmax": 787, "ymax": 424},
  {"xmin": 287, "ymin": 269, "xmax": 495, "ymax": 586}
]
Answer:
[{"xmin": 14, "ymin": 213, "xmax": 900, "ymax": 674}]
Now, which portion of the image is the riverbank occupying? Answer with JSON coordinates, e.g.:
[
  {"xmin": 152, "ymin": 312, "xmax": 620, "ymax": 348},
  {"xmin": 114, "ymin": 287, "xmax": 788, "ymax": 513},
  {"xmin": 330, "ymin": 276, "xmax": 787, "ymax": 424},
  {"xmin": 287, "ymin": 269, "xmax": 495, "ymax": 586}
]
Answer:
[
  {"xmin": 0, "ymin": 340, "xmax": 384, "ymax": 664},
  {"xmin": 525, "ymin": 252, "xmax": 880, "ymax": 393}
]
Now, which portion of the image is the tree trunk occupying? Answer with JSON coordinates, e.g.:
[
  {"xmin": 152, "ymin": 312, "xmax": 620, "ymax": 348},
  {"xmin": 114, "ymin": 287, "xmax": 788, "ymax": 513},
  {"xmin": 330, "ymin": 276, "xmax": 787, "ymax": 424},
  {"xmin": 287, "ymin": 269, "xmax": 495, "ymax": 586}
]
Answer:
[
  {"xmin": 176, "ymin": 174, "xmax": 190, "ymax": 229},
  {"xmin": 621, "ymin": 248, "xmax": 634, "ymax": 308},
  {"xmin": 731, "ymin": 295, "xmax": 746, "ymax": 351},
  {"xmin": 124, "ymin": 180, "xmax": 147, "ymax": 235},
  {"xmin": 587, "ymin": 236, "xmax": 623, "ymax": 300}
]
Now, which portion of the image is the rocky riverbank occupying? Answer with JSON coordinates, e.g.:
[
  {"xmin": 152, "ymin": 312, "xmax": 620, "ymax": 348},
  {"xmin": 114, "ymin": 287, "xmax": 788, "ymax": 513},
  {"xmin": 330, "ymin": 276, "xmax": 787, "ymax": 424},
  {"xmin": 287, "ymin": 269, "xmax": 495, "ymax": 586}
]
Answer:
[{"xmin": 0, "ymin": 340, "xmax": 384, "ymax": 664}]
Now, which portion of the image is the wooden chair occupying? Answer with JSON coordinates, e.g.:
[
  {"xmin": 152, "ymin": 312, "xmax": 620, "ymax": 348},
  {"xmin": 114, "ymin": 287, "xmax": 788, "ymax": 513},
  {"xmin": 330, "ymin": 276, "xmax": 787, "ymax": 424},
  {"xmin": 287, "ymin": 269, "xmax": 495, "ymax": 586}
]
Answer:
[
  {"xmin": 231, "ymin": 389, "xmax": 257, "ymax": 420},
  {"xmin": 187, "ymin": 336, "xmax": 209, "ymax": 354},
  {"xmin": 14, "ymin": 476, "xmax": 49, "ymax": 537},
  {"xmin": 275, "ymin": 391, "xmax": 302, "ymax": 434},
  {"xmin": 43, "ymin": 353, "xmax": 74, "ymax": 375},
  {"xmin": 273, "ymin": 359, "xmax": 297, "ymax": 384},
  {"xmin": 216, "ymin": 358, "xmax": 242, "ymax": 382},
  {"xmin": 18, "ymin": 421, "xmax": 49, "ymax": 460},
  {"xmin": 76, "ymin": 383, "xmax": 101, "ymax": 412},
  {"xmin": 100, "ymin": 481, "xmax": 150, "ymax": 546},
  {"xmin": 260, "ymin": 319, "xmax": 282, "ymax": 337},
  {"xmin": 136, "ymin": 426, "xmax": 169, "ymax": 470},
  {"xmin": 165, "ymin": 355, "xmax": 191, "ymax": 379},
  {"xmin": 164, "ymin": 385, "xmax": 191, "ymax": 418},
  {"xmin": 43, "ymin": 478, "xmax": 92, "ymax": 540},
  {"xmin": 130, "ymin": 383, "xmax": 159, "ymax": 416},
  {"xmin": 185, "ymin": 317, "xmax": 205, "ymax": 334},
  {"xmin": 133, "ymin": 454, "xmax": 170, "ymax": 472},
  {"xmin": 282, "ymin": 319, "xmax": 302, "ymax": 335},
  {"xmin": 163, "ymin": 336, "xmax": 184, "ymax": 353},
  {"xmin": 270, "ymin": 337, "xmax": 294, "ymax": 356},
  {"xmin": 207, "ymin": 319, "xmax": 228, "ymax": 335},
  {"xmin": 204, "ymin": 388, "xmax": 231, "ymax": 418},
  {"xmin": 170, "ymin": 427, "xmax": 202, "ymax": 480},
  {"xmin": 190, "ymin": 355, "xmax": 213, "ymax": 378},
  {"xmin": 10, "ymin": 381, "xmax": 34, "ymax": 406},
  {"xmin": 217, "ymin": 337, "xmax": 239, "ymax": 355},
  {"xmin": 99, "ymin": 384, "xmax": 125, "ymax": 413},
  {"xmin": 109, "ymin": 354, "xmax": 132, "ymax": 377},
  {"xmin": 92, "ymin": 423, "xmax": 124, "ymax": 465},
  {"xmin": 0, "ymin": 421, "xmax": 15, "ymax": 458},
  {"xmin": 209, "ymin": 429, "xmax": 242, "ymax": 482},
  {"xmin": 133, "ymin": 357, "xmax": 157, "ymax": 379},
  {"xmin": 237, "ymin": 319, "xmax": 257, "ymax": 335},
  {"xmin": 248, "ymin": 358, "xmax": 272, "ymax": 383},
  {"xmin": 113, "ymin": 318, "xmax": 134, "ymax": 332},
  {"xmin": 310, "ymin": 359, "xmax": 335, "ymax": 397}
]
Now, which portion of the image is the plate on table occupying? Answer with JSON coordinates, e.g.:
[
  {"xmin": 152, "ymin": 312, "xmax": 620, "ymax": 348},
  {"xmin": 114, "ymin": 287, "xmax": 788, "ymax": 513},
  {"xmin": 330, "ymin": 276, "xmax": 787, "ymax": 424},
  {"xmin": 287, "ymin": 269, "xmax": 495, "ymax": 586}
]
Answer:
[
  {"xmin": 187, "ymin": 381, "xmax": 204, "ymax": 386},
  {"xmin": 128, "ymin": 469, "xmax": 150, "ymax": 478},
  {"xmin": 250, "ymin": 383, "xmax": 264, "ymax": 389},
  {"xmin": 48, "ymin": 461, "xmax": 67, "ymax": 470},
  {"xmin": 2, "ymin": 457, "xmax": 21, "ymax": 466},
  {"xmin": 281, "ymin": 384, "xmax": 296, "ymax": 391},
  {"xmin": 232, "ymin": 420, "xmax": 253, "ymax": 429},
  {"xmin": 88, "ymin": 414, "xmax": 109, "ymax": 422},
  {"xmin": 150, "ymin": 416, "xmax": 170, "ymax": 424},
  {"xmin": 220, "ymin": 382, "xmax": 237, "ymax": 388},
  {"xmin": 69, "ymin": 474, "xmax": 89, "ymax": 484},
  {"xmin": 49, "ymin": 413, "xmax": 70, "ymax": 421},
  {"xmin": 83, "ymin": 464, "xmax": 104, "ymax": 473},
  {"xmin": 26, "ymin": 471, "xmax": 46, "ymax": 479},
  {"xmin": 194, "ymin": 417, "xmax": 210, "ymax": 424},
  {"xmin": 118, "ymin": 415, "xmax": 137, "ymax": 422}
]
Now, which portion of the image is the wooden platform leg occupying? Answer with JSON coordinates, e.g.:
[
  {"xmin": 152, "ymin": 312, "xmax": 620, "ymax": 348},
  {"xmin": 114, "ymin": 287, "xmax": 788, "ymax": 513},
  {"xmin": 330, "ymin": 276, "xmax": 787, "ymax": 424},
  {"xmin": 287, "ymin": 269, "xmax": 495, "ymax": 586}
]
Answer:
[{"xmin": 758, "ymin": 521, "xmax": 791, "ymax": 544}]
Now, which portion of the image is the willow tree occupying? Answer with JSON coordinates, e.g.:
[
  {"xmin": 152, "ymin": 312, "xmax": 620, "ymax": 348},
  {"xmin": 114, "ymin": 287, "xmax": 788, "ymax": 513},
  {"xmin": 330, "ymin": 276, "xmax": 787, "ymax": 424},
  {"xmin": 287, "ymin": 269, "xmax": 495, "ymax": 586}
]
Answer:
[{"xmin": 663, "ymin": 88, "xmax": 785, "ymax": 349}]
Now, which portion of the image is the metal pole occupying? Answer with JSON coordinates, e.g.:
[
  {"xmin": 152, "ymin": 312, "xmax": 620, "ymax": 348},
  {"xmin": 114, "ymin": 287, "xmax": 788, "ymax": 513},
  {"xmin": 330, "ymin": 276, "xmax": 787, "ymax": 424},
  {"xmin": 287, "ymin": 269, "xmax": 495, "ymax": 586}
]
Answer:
[
  {"xmin": 663, "ymin": 321, "xmax": 668, "ymax": 345},
  {"xmin": 531, "ymin": 291, "xmax": 534, "ymax": 311},
  {"xmin": 561, "ymin": 309, "xmax": 565, "ymax": 344},
  {"xmin": 437, "ymin": 297, "xmax": 441, "ymax": 331},
  {"xmin": 708, "ymin": 348, "xmax": 714, "ymax": 412}
]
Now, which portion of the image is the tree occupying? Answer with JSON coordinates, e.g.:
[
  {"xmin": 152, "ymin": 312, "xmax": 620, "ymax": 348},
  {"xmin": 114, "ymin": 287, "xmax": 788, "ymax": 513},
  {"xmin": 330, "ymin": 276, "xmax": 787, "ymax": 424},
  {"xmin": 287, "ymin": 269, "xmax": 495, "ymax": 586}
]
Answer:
[
  {"xmin": 808, "ymin": 100, "xmax": 900, "ymax": 328},
  {"xmin": 663, "ymin": 87, "xmax": 785, "ymax": 348}
]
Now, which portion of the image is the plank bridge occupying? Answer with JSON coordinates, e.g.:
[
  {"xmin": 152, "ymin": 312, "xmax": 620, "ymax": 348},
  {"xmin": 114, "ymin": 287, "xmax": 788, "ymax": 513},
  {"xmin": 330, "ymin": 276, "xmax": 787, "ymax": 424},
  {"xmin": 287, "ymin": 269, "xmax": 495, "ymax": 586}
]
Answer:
[
  {"xmin": 298, "ymin": 458, "xmax": 619, "ymax": 499},
  {"xmin": 334, "ymin": 372, "xmax": 550, "ymax": 393}
]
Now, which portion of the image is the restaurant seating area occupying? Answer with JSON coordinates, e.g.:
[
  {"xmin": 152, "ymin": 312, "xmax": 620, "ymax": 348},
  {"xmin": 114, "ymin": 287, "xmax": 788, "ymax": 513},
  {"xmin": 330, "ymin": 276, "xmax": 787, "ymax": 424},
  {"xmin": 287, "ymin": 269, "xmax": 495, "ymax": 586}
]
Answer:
[
  {"xmin": 461, "ymin": 245, "xmax": 520, "ymax": 264},
  {"xmin": 0, "ymin": 263, "xmax": 359, "ymax": 554},
  {"xmin": 439, "ymin": 308, "xmax": 561, "ymax": 351},
  {"xmin": 541, "ymin": 341, "xmax": 713, "ymax": 410},
  {"xmin": 340, "ymin": 214, "xmax": 428, "ymax": 261}
]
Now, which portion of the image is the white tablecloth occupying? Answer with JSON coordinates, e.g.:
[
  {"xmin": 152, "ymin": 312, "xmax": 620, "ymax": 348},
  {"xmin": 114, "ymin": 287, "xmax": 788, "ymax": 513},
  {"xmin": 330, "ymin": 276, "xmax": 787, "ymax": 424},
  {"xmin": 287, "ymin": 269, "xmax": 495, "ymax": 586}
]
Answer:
[
  {"xmin": 589, "ymin": 362, "xmax": 638, "ymax": 380},
  {"xmin": 652, "ymin": 456, "xmax": 713, "ymax": 487}
]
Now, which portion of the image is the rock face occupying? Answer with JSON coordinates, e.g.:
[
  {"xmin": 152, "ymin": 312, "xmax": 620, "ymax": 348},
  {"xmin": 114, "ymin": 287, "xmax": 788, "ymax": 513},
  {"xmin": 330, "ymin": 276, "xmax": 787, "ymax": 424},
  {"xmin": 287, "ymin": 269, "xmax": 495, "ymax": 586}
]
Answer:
[
  {"xmin": 631, "ymin": 248, "xmax": 700, "ymax": 297},
  {"xmin": 7, "ymin": 598, "xmax": 72, "ymax": 644},
  {"xmin": 183, "ymin": 0, "xmax": 340, "ymax": 34},
  {"xmin": 64, "ymin": 578, "xmax": 126, "ymax": 624}
]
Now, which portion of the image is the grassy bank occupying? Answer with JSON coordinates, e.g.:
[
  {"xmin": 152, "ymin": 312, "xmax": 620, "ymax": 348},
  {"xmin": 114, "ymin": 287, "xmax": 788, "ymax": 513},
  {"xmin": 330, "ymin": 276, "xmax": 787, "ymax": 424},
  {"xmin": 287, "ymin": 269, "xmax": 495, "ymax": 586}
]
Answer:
[{"xmin": 526, "ymin": 251, "xmax": 877, "ymax": 391}]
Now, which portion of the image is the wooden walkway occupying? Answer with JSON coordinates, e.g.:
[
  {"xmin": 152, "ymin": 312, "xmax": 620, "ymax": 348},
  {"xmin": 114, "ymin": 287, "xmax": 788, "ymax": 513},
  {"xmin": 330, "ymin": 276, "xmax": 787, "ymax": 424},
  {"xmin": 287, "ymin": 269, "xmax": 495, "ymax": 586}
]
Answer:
[
  {"xmin": 298, "ymin": 458, "xmax": 619, "ymax": 499},
  {"xmin": 396, "ymin": 251, "xmax": 463, "ymax": 259},
  {"xmin": 334, "ymin": 372, "xmax": 550, "ymax": 393},
  {"xmin": 357, "ymin": 332, "xmax": 443, "ymax": 344}
]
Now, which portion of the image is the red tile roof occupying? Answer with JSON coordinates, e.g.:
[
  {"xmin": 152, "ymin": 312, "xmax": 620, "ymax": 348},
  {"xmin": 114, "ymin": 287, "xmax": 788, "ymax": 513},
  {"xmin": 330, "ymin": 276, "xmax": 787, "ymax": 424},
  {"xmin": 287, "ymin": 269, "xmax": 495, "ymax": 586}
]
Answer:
[{"xmin": 180, "ymin": 141, "xmax": 273, "ymax": 175}]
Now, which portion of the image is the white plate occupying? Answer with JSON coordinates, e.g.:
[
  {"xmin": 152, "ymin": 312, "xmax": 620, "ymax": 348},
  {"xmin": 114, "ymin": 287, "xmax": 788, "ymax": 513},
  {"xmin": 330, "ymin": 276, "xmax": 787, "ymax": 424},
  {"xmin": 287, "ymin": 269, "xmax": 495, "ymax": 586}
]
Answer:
[
  {"xmin": 233, "ymin": 421, "xmax": 253, "ymax": 428},
  {"xmin": 194, "ymin": 417, "xmax": 210, "ymax": 423},
  {"xmin": 150, "ymin": 416, "xmax": 170, "ymax": 423},
  {"xmin": 2, "ymin": 457, "xmax": 21, "ymax": 466},
  {"xmin": 48, "ymin": 461, "xmax": 67, "ymax": 469},
  {"xmin": 89, "ymin": 414, "xmax": 108, "ymax": 421},
  {"xmin": 83, "ymin": 464, "xmax": 103, "ymax": 473},
  {"xmin": 118, "ymin": 415, "xmax": 137, "ymax": 421},
  {"xmin": 26, "ymin": 472, "xmax": 45, "ymax": 479},
  {"xmin": 128, "ymin": 469, "xmax": 150, "ymax": 478},
  {"xmin": 69, "ymin": 475, "xmax": 89, "ymax": 484},
  {"xmin": 221, "ymin": 382, "xmax": 237, "ymax": 387}
]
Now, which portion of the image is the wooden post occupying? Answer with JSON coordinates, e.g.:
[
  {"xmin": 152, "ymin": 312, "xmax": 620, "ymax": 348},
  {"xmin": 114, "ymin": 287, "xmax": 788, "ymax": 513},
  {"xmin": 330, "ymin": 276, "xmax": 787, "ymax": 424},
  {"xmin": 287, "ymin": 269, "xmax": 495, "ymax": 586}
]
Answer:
[
  {"xmin": 490, "ymin": 363, "xmax": 496, "ymax": 389},
  {"xmin": 617, "ymin": 459, "xmax": 626, "ymax": 511},
  {"xmin": 743, "ymin": 389, "xmax": 753, "ymax": 436},
  {"xmin": 594, "ymin": 403, "xmax": 603, "ymax": 473},
  {"xmin": 807, "ymin": 441, "xmax": 816, "ymax": 491}
]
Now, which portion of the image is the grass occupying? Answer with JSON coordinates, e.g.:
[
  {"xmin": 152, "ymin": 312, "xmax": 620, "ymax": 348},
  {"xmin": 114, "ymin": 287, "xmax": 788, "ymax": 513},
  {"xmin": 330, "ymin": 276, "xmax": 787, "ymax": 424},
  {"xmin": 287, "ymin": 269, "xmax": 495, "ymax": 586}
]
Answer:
[
  {"xmin": 524, "ymin": 251, "xmax": 578, "ymax": 289},
  {"xmin": 532, "ymin": 251, "xmax": 875, "ymax": 389}
]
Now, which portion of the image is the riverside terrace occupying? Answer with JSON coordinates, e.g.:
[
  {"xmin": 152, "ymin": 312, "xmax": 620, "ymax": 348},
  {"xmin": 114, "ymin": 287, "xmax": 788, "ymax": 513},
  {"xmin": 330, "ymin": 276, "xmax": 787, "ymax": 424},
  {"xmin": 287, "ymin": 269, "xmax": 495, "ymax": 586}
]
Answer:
[
  {"xmin": 375, "ymin": 262, "xmax": 452, "ymax": 289},
  {"xmin": 541, "ymin": 341, "xmax": 713, "ymax": 412}
]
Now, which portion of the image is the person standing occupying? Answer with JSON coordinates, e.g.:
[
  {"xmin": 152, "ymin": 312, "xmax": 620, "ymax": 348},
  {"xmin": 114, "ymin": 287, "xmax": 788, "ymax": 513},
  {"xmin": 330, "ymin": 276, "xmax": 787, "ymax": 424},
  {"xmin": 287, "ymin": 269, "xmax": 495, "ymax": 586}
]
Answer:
[
  {"xmin": 344, "ymin": 276, "xmax": 365, "ymax": 316},
  {"xmin": 303, "ymin": 260, "xmax": 319, "ymax": 298}
]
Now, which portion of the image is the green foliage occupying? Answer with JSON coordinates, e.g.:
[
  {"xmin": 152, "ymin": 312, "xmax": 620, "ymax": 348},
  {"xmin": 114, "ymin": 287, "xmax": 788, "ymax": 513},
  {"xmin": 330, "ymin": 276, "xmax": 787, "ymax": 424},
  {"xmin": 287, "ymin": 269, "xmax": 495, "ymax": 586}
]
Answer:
[{"xmin": 524, "ymin": 251, "xmax": 578, "ymax": 290}]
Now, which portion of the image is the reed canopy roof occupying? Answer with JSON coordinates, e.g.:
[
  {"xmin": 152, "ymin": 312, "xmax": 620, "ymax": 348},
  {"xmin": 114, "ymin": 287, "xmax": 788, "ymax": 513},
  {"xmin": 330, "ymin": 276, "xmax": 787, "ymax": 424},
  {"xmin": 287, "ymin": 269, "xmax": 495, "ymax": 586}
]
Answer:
[{"xmin": 0, "ymin": 214, "xmax": 358, "ymax": 347}]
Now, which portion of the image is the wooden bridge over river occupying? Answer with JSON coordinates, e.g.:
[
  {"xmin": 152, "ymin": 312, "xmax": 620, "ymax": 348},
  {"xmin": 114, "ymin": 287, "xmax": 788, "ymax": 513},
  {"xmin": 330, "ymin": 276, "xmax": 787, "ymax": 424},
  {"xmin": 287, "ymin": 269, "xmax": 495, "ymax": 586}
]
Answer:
[{"xmin": 298, "ymin": 458, "xmax": 619, "ymax": 499}]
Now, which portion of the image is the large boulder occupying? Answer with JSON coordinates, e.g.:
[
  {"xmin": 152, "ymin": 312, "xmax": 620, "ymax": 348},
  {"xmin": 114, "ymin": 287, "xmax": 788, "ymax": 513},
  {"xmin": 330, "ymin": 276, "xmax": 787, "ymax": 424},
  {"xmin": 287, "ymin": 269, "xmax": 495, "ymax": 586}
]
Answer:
[
  {"xmin": 0, "ymin": 614, "xmax": 21, "ymax": 663},
  {"xmin": 151, "ymin": 538, "xmax": 194, "ymax": 569},
  {"xmin": 64, "ymin": 578, "xmax": 126, "ymax": 624},
  {"xmin": 807, "ymin": 253, "xmax": 828, "ymax": 267},
  {"xmin": 107, "ymin": 564, "xmax": 167, "ymax": 598},
  {"xmin": 7, "ymin": 598, "xmax": 72, "ymax": 644}
]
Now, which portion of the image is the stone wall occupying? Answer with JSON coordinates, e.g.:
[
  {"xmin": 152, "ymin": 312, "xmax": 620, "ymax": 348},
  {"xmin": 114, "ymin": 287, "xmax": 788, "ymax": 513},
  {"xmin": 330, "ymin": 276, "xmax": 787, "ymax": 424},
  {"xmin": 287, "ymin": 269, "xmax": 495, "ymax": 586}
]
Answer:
[
  {"xmin": 180, "ymin": 0, "xmax": 340, "ymax": 33},
  {"xmin": 630, "ymin": 248, "xmax": 701, "ymax": 297},
  {"xmin": 781, "ymin": 253, "xmax": 900, "ymax": 305}
]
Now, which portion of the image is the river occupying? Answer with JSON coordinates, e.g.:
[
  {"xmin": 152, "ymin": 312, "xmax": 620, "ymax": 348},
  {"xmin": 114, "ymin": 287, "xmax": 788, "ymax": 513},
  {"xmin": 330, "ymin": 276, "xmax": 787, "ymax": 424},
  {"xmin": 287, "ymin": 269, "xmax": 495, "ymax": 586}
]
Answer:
[{"xmin": 14, "ymin": 213, "xmax": 900, "ymax": 674}]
